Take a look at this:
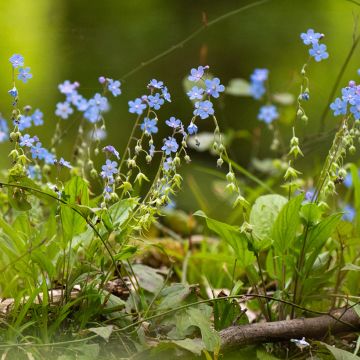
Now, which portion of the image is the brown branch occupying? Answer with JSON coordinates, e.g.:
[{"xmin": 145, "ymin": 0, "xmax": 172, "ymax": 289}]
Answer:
[{"xmin": 220, "ymin": 308, "xmax": 360, "ymax": 350}]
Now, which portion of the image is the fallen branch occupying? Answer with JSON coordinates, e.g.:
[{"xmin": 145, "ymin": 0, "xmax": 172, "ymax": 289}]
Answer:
[{"xmin": 220, "ymin": 308, "xmax": 360, "ymax": 350}]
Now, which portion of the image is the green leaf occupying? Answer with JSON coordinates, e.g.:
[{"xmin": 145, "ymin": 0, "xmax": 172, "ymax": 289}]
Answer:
[
  {"xmin": 88, "ymin": 325, "xmax": 113, "ymax": 342},
  {"xmin": 158, "ymin": 283, "xmax": 192, "ymax": 310},
  {"xmin": 171, "ymin": 338, "xmax": 205, "ymax": 356},
  {"xmin": 194, "ymin": 211, "xmax": 255, "ymax": 267},
  {"xmin": 61, "ymin": 176, "xmax": 89, "ymax": 242},
  {"xmin": 132, "ymin": 264, "xmax": 164, "ymax": 293},
  {"xmin": 272, "ymin": 194, "xmax": 303, "ymax": 253},
  {"xmin": 114, "ymin": 245, "xmax": 137, "ymax": 261},
  {"xmin": 225, "ymin": 78, "xmax": 251, "ymax": 96},
  {"xmin": 300, "ymin": 202, "xmax": 322, "ymax": 225},
  {"xmin": 342, "ymin": 263, "xmax": 360, "ymax": 271},
  {"xmin": 186, "ymin": 307, "xmax": 221, "ymax": 352},
  {"xmin": 250, "ymin": 194, "xmax": 287, "ymax": 249},
  {"xmin": 108, "ymin": 198, "xmax": 137, "ymax": 229},
  {"xmin": 321, "ymin": 342, "xmax": 360, "ymax": 359}
]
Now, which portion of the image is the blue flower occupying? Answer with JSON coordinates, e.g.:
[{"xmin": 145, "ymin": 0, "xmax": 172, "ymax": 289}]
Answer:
[
  {"xmin": 330, "ymin": 98, "xmax": 347, "ymax": 116},
  {"xmin": 0, "ymin": 118, "xmax": 8, "ymax": 143},
  {"xmin": 56, "ymin": 157, "xmax": 72, "ymax": 169},
  {"xmin": 162, "ymin": 86, "xmax": 171, "ymax": 102},
  {"xmin": 58, "ymin": 80, "xmax": 79, "ymax": 95},
  {"xmin": 205, "ymin": 78, "xmax": 225, "ymax": 98},
  {"xmin": 17, "ymin": 115, "xmax": 32, "ymax": 131},
  {"xmin": 342, "ymin": 87, "xmax": 357, "ymax": 105},
  {"xmin": 9, "ymin": 54, "xmax": 24, "ymax": 68},
  {"xmin": 187, "ymin": 86, "xmax": 204, "ymax": 100},
  {"xmin": 148, "ymin": 93, "xmax": 164, "ymax": 110},
  {"xmin": 258, "ymin": 105, "xmax": 279, "ymax": 124},
  {"xmin": 18, "ymin": 67, "xmax": 32, "ymax": 83},
  {"xmin": 108, "ymin": 79, "xmax": 121, "ymax": 97},
  {"xmin": 344, "ymin": 172, "xmax": 353, "ymax": 188},
  {"xmin": 304, "ymin": 188, "xmax": 315, "ymax": 203},
  {"xmin": 128, "ymin": 98, "xmax": 146, "ymax": 115},
  {"xmin": 250, "ymin": 69, "xmax": 268, "ymax": 100},
  {"xmin": 44, "ymin": 150, "xmax": 56, "ymax": 164},
  {"xmin": 55, "ymin": 102, "xmax": 74, "ymax": 119},
  {"xmin": 188, "ymin": 65, "xmax": 209, "ymax": 82},
  {"xmin": 141, "ymin": 118, "xmax": 158, "ymax": 134},
  {"xmin": 31, "ymin": 142, "xmax": 46, "ymax": 160},
  {"xmin": 84, "ymin": 106, "xmax": 101, "ymax": 123},
  {"xmin": 251, "ymin": 69, "xmax": 269, "ymax": 83},
  {"xmin": 149, "ymin": 144, "xmax": 155, "ymax": 157},
  {"xmin": 161, "ymin": 137, "xmax": 179, "ymax": 155},
  {"xmin": 74, "ymin": 96, "xmax": 88, "ymax": 111},
  {"xmin": 250, "ymin": 82, "xmax": 266, "ymax": 100},
  {"xmin": 8, "ymin": 86, "xmax": 18, "ymax": 98},
  {"xmin": 187, "ymin": 123, "xmax": 198, "ymax": 135},
  {"xmin": 165, "ymin": 116, "xmax": 182, "ymax": 129},
  {"xmin": 350, "ymin": 98, "xmax": 360, "ymax": 119},
  {"xmin": 301, "ymin": 92, "xmax": 310, "ymax": 101},
  {"xmin": 300, "ymin": 29, "xmax": 322, "ymax": 45},
  {"xmin": 89, "ymin": 93, "xmax": 108, "ymax": 112},
  {"xmin": 31, "ymin": 109, "xmax": 44, "ymax": 126},
  {"xmin": 309, "ymin": 43, "xmax": 329, "ymax": 62},
  {"xmin": 343, "ymin": 205, "xmax": 356, "ymax": 222},
  {"xmin": 163, "ymin": 157, "xmax": 174, "ymax": 172},
  {"xmin": 102, "ymin": 145, "xmax": 120, "ymax": 159},
  {"xmin": 193, "ymin": 100, "xmax": 214, "ymax": 119},
  {"xmin": 148, "ymin": 79, "xmax": 164, "ymax": 89},
  {"xmin": 20, "ymin": 134, "xmax": 37, "ymax": 147},
  {"xmin": 28, "ymin": 165, "xmax": 41, "ymax": 180},
  {"xmin": 101, "ymin": 159, "xmax": 118, "ymax": 178}
]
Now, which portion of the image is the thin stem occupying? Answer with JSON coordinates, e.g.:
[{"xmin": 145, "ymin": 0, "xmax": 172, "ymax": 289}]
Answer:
[{"xmin": 120, "ymin": 0, "xmax": 270, "ymax": 81}]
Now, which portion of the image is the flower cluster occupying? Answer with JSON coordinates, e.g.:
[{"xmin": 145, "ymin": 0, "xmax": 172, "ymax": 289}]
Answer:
[
  {"xmin": 128, "ymin": 78, "xmax": 171, "ymax": 116},
  {"xmin": 249, "ymin": 68, "xmax": 279, "ymax": 125},
  {"xmin": 330, "ymin": 80, "xmax": 360, "ymax": 118},
  {"xmin": 9, "ymin": 54, "xmax": 33, "ymax": 83},
  {"xmin": 300, "ymin": 29, "xmax": 329, "ymax": 62},
  {"xmin": 249, "ymin": 68, "xmax": 268, "ymax": 100},
  {"xmin": 55, "ymin": 80, "xmax": 111, "ymax": 123}
]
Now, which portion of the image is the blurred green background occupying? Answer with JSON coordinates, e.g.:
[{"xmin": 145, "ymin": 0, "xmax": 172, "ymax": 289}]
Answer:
[{"xmin": 0, "ymin": 0, "xmax": 359, "ymax": 214}]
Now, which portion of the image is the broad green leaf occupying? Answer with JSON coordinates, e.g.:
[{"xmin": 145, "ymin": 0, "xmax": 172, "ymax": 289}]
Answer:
[
  {"xmin": 158, "ymin": 283, "xmax": 191, "ymax": 310},
  {"xmin": 194, "ymin": 211, "xmax": 255, "ymax": 267},
  {"xmin": 272, "ymin": 194, "xmax": 303, "ymax": 253},
  {"xmin": 225, "ymin": 78, "xmax": 251, "ymax": 96},
  {"xmin": 132, "ymin": 264, "xmax": 164, "ymax": 293},
  {"xmin": 300, "ymin": 202, "xmax": 322, "ymax": 225},
  {"xmin": 303, "ymin": 214, "xmax": 342, "ymax": 276},
  {"xmin": 88, "ymin": 325, "xmax": 113, "ymax": 342},
  {"xmin": 72, "ymin": 344, "xmax": 100, "ymax": 359},
  {"xmin": 250, "ymin": 194, "xmax": 287, "ymax": 249},
  {"xmin": 108, "ymin": 198, "xmax": 137, "ymax": 229},
  {"xmin": 171, "ymin": 338, "xmax": 205, "ymax": 355},
  {"xmin": 305, "ymin": 213, "xmax": 342, "ymax": 254},
  {"xmin": 61, "ymin": 176, "xmax": 89, "ymax": 242},
  {"xmin": 186, "ymin": 307, "xmax": 221, "ymax": 352}
]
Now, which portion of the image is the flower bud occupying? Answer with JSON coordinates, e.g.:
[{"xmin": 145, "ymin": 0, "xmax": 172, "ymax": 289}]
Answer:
[
  {"xmin": 226, "ymin": 171, "xmax": 235, "ymax": 182},
  {"xmin": 349, "ymin": 145, "xmax": 356, "ymax": 155},
  {"xmin": 217, "ymin": 158, "xmax": 223, "ymax": 167}
]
